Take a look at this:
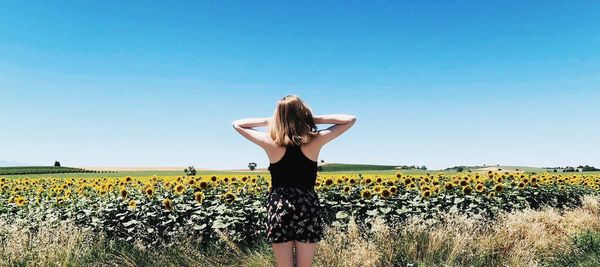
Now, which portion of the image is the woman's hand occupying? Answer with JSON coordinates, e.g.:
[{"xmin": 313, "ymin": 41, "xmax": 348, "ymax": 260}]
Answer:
[{"xmin": 313, "ymin": 114, "xmax": 357, "ymax": 125}]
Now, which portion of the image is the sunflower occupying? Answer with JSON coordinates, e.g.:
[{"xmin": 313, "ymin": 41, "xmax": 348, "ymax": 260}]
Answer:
[
  {"xmin": 342, "ymin": 186, "xmax": 351, "ymax": 194},
  {"xmin": 381, "ymin": 188, "xmax": 391, "ymax": 198},
  {"xmin": 199, "ymin": 181, "xmax": 209, "ymax": 189},
  {"xmin": 518, "ymin": 182, "xmax": 526, "ymax": 189},
  {"xmin": 210, "ymin": 176, "xmax": 218, "ymax": 182},
  {"xmin": 373, "ymin": 185, "xmax": 382, "ymax": 193},
  {"xmin": 14, "ymin": 196, "xmax": 27, "ymax": 206},
  {"xmin": 128, "ymin": 200, "xmax": 137, "ymax": 209},
  {"xmin": 349, "ymin": 178, "xmax": 357, "ymax": 184},
  {"xmin": 460, "ymin": 180, "xmax": 468, "ymax": 187},
  {"xmin": 488, "ymin": 191, "xmax": 496, "ymax": 198},
  {"xmin": 444, "ymin": 182, "xmax": 454, "ymax": 190},
  {"xmin": 463, "ymin": 185, "xmax": 473, "ymax": 195},
  {"xmin": 475, "ymin": 184, "xmax": 485, "ymax": 193},
  {"xmin": 120, "ymin": 188, "xmax": 128, "ymax": 198},
  {"xmin": 162, "ymin": 198, "xmax": 172, "ymax": 210},
  {"xmin": 175, "ymin": 183, "xmax": 186, "ymax": 195},
  {"xmin": 494, "ymin": 183, "xmax": 504, "ymax": 192},
  {"xmin": 194, "ymin": 191, "xmax": 205, "ymax": 203},
  {"xmin": 336, "ymin": 177, "xmax": 344, "ymax": 184},
  {"xmin": 408, "ymin": 183, "xmax": 417, "ymax": 190},
  {"xmin": 361, "ymin": 189, "xmax": 372, "ymax": 199},
  {"xmin": 421, "ymin": 190, "xmax": 431, "ymax": 198},
  {"xmin": 324, "ymin": 178, "xmax": 334, "ymax": 186},
  {"xmin": 222, "ymin": 191, "xmax": 237, "ymax": 204},
  {"xmin": 389, "ymin": 186, "xmax": 397, "ymax": 194},
  {"xmin": 404, "ymin": 178, "xmax": 412, "ymax": 185},
  {"xmin": 145, "ymin": 187, "xmax": 154, "ymax": 197}
]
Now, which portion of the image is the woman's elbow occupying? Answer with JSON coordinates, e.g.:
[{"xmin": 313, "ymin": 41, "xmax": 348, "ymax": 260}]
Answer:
[{"xmin": 348, "ymin": 115, "xmax": 357, "ymax": 124}]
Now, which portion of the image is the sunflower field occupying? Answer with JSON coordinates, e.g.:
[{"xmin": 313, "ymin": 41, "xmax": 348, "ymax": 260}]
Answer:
[{"xmin": 1, "ymin": 171, "xmax": 599, "ymax": 248}]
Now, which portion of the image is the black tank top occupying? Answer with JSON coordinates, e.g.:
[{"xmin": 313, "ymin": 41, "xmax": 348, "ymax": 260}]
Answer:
[{"xmin": 268, "ymin": 144, "xmax": 318, "ymax": 189}]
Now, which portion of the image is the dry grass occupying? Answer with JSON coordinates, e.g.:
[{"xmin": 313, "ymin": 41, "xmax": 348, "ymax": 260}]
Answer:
[
  {"xmin": 0, "ymin": 219, "xmax": 97, "ymax": 266},
  {"xmin": 314, "ymin": 217, "xmax": 383, "ymax": 267},
  {"xmin": 0, "ymin": 194, "xmax": 599, "ymax": 266},
  {"xmin": 312, "ymin": 194, "xmax": 600, "ymax": 267}
]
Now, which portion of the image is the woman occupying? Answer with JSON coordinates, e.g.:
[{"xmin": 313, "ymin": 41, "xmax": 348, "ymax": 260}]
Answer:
[{"xmin": 232, "ymin": 95, "xmax": 357, "ymax": 267}]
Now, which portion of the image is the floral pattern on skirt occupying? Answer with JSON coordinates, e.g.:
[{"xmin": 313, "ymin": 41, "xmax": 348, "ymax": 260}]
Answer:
[{"xmin": 265, "ymin": 187, "xmax": 325, "ymax": 243}]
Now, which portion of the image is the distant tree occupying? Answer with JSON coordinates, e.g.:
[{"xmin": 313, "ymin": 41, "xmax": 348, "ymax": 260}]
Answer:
[
  {"xmin": 553, "ymin": 169, "xmax": 557, "ymax": 173},
  {"xmin": 248, "ymin": 162, "xmax": 257, "ymax": 171},
  {"xmin": 184, "ymin": 166, "xmax": 197, "ymax": 176},
  {"xmin": 420, "ymin": 165, "xmax": 427, "ymax": 170},
  {"xmin": 456, "ymin": 166, "xmax": 464, "ymax": 172},
  {"xmin": 54, "ymin": 161, "xmax": 61, "ymax": 167},
  {"xmin": 581, "ymin": 165, "xmax": 599, "ymax": 172}
]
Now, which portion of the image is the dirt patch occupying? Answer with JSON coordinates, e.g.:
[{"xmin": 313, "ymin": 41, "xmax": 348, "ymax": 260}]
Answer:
[{"xmin": 76, "ymin": 166, "xmax": 214, "ymax": 171}]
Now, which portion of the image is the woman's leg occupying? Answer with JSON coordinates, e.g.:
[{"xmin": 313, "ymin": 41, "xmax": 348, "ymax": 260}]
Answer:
[
  {"xmin": 272, "ymin": 241, "xmax": 294, "ymax": 267},
  {"xmin": 294, "ymin": 241, "xmax": 317, "ymax": 267}
]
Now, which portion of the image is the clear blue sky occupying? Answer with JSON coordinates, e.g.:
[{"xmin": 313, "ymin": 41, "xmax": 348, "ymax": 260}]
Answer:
[{"xmin": 1, "ymin": 1, "xmax": 599, "ymax": 170}]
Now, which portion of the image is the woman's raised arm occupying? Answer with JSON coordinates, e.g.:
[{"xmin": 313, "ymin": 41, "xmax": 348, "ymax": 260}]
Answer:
[
  {"xmin": 231, "ymin": 117, "xmax": 271, "ymax": 129},
  {"xmin": 313, "ymin": 114, "xmax": 357, "ymax": 125},
  {"xmin": 311, "ymin": 114, "xmax": 357, "ymax": 147},
  {"xmin": 232, "ymin": 117, "xmax": 274, "ymax": 150}
]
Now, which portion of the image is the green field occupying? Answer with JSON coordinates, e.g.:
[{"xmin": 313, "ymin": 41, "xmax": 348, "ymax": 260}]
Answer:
[
  {"xmin": 0, "ymin": 166, "xmax": 100, "ymax": 176},
  {"xmin": 1, "ymin": 164, "xmax": 598, "ymax": 179},
  {"xmin": 320, "ymin": 163, "xmax": 402, "ymax": 172}
]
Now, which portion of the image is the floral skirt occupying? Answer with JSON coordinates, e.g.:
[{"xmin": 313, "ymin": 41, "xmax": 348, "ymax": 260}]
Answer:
[{"xmin": 265, "ymin": 187, "xmax": 325, "ymax": 243}]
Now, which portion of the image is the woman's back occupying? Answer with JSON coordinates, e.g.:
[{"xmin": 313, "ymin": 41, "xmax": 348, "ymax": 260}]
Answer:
[{"xmin": 268, "ymin": 144, "xmax": 318, "ymax": 189}]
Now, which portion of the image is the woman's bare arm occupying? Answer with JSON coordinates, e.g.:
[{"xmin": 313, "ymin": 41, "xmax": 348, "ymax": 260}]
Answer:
[
  {"xmin": 313, "ymin": 114, "xmax": 356, "ymax": 125},
  {"xmin": 232, "ymin": 117, "xmax": 271, "ymax": 128},
  {"xmin": 312, "ymin": 114, "xmax": 357, "ymax": 147},
  {"xmin": 232, "ymin": 117, "xmax": 274, "ymax": 150}
]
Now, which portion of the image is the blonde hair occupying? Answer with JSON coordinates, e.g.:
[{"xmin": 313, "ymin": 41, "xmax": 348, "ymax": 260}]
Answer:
[{"xmin": 269, "ymin": 95, "xmax": 318, "ymax": 146}]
